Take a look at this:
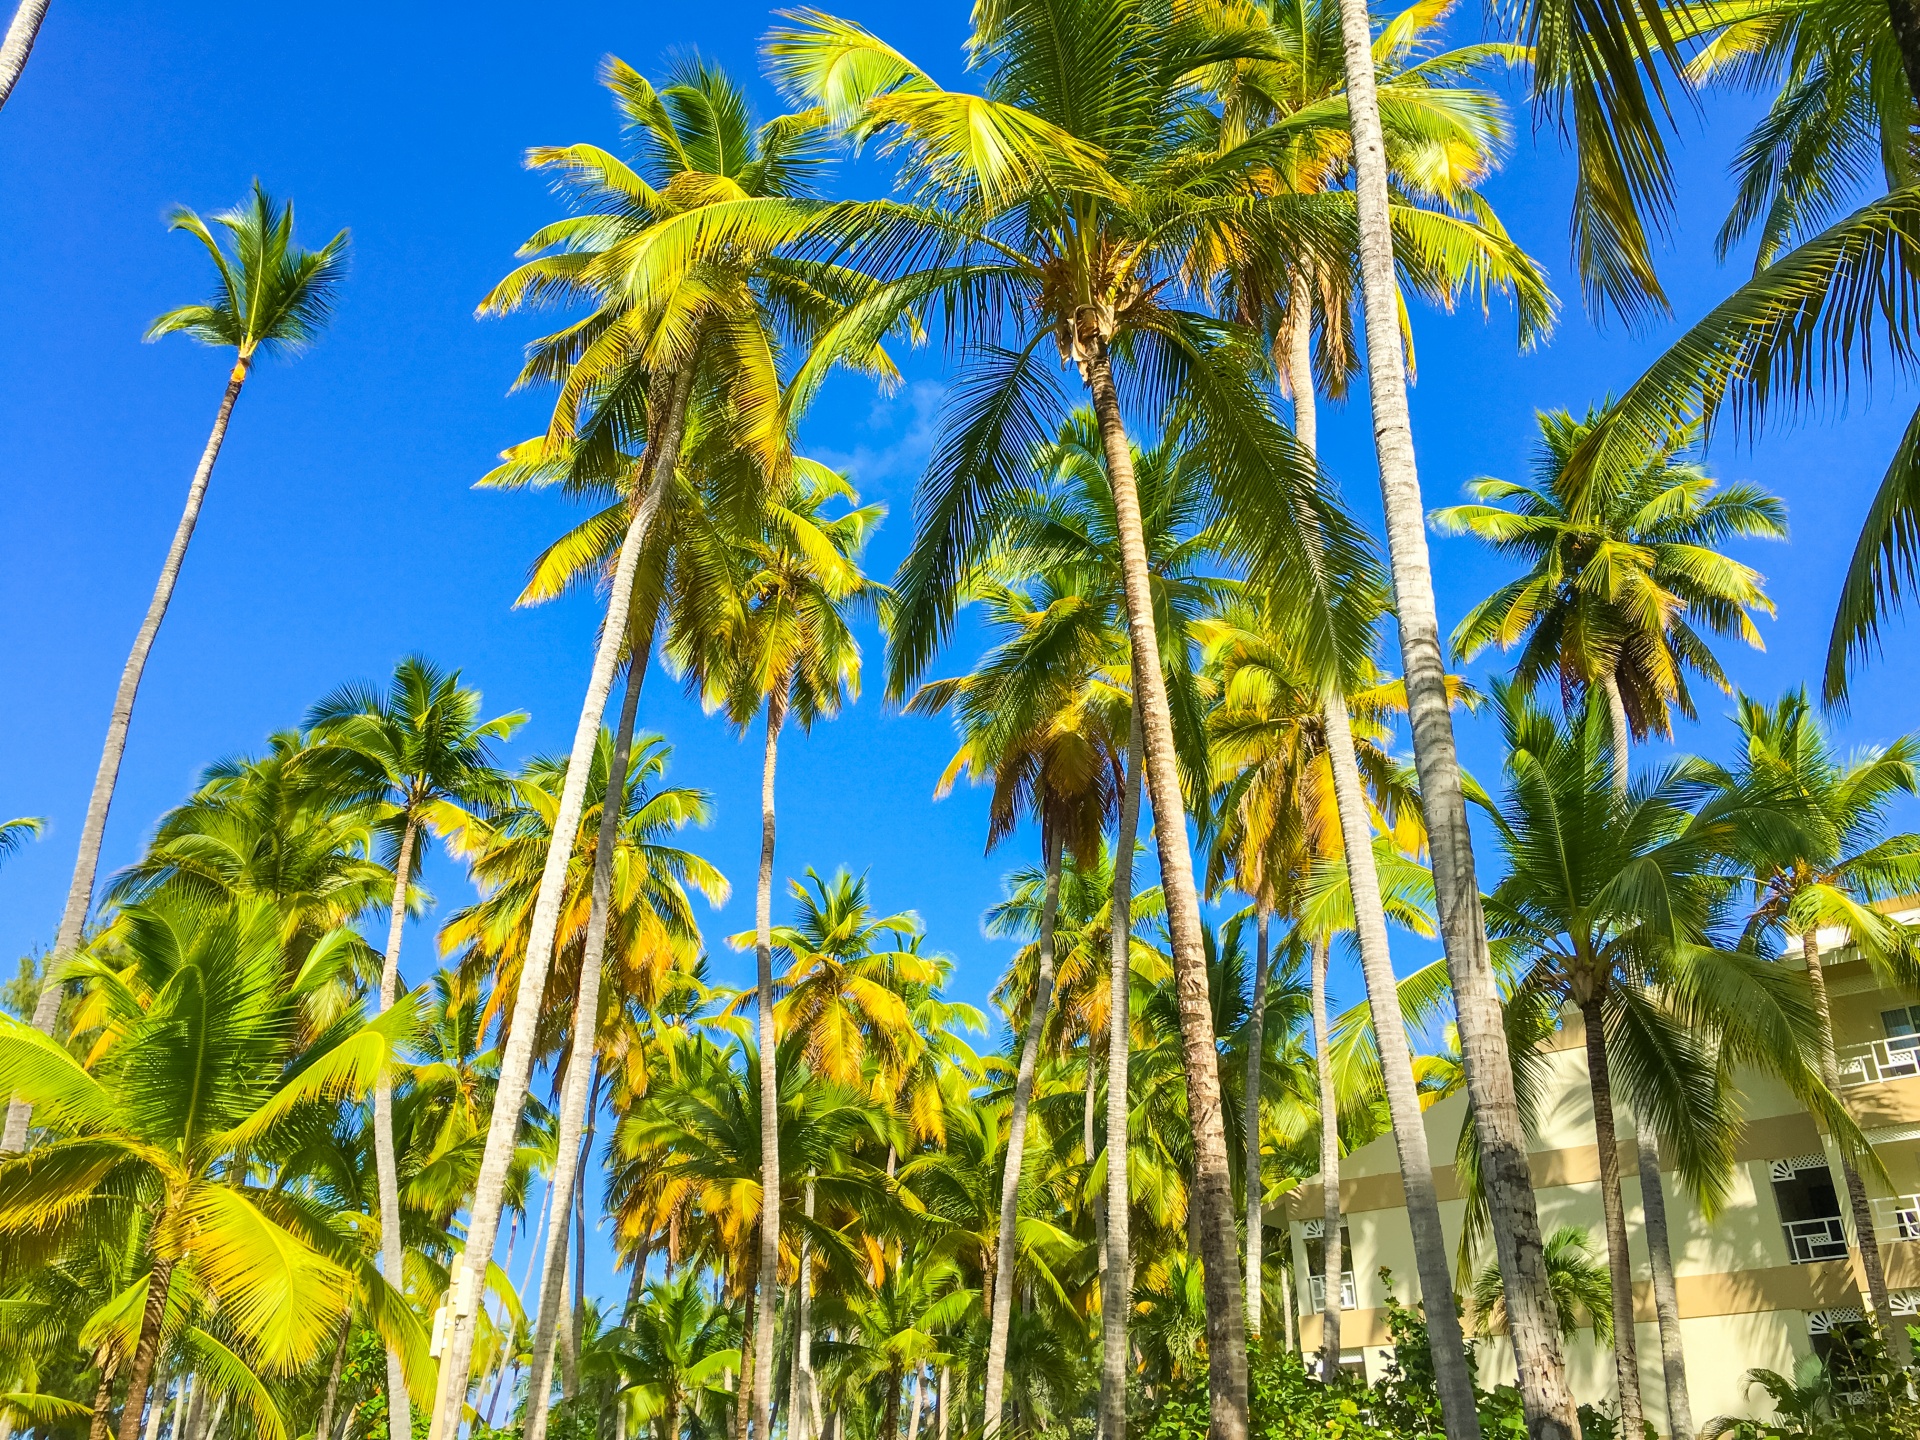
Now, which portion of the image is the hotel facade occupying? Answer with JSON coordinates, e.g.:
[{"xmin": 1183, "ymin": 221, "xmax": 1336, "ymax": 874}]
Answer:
[{"xmin": 1276, "ymin": 914, "xmax": 1920, "ymax": 1430}]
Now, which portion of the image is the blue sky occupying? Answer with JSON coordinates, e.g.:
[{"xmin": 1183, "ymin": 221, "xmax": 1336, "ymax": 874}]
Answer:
[{"xmin": 2, "ymin": 0, "xmax": 1916, "ymax": 1301}]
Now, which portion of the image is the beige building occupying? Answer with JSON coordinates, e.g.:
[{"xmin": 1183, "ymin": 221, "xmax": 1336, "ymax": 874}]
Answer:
[{"xmin": 1277, "ymin": 914, "xmax": 1920, "ymax": 1430}]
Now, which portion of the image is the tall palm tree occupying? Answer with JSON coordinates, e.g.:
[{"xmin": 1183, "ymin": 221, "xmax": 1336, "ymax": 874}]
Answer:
[
  {"xmin": 908, "ymin": 561, "xmax": 1127, "ymax": 1435},
  {"xmin": 437, "ymin": 48, "xmax": 886, "ymax": 1423},
  {"xmin": 0, "ymin": 898, "xmax": 415, "ymax": 1440},
  {"xmin": 762, "ymin": 8, "xmax": 1420, "ymax": 1423},
  {"xmin": 978, "ymin": 407, "xmax": 1226, "ymax": 1440},
  {"xmin": 1434, "ymin": 409, "xmax": 1784, "ymax": 1435},
  {"xmin": 1712, "ymin": 691, "xmax": 1920, "ymax": 1350},
  {"xmin": 5, "ymin": 185, "xmax": 348, "ymax": 1155},
  {"xmin": 441, "ymin": 728, "xmax": 726, "ymax": 1438},
  {"xmin": 304, "ymin": 658, "xmax": 520, "ymax": 1440},
  {"xmin": 0, "ymin": 0, "xmax": 49, "ymax": 112},
  {"xmin": 1320, "ymin": 0, "xmax": 1581, "ymax": 1422},
  {"xmin": 672, "ymin": 467, "xmax": 882, "ymax": 1440},
  {"xmin": 1435, "ymin": 409, "xmax": 1786, "ymax": 790},
  {"xmin": 1478, "ymin": 685, "xmax": 1866, "ymax": 1427},
  {"xmin": 753, "ymin": 869, "xmax": 930, "ymax": 1093},
  {"xmin": 908, "ymin": 404, "xmax": 1215, "ymax": 1438}
]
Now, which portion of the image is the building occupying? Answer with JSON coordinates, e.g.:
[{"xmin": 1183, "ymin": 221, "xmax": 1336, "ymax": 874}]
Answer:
[{"xmin": 1275, "ymin": 913, "xmax": 1920, "ymax": 1431}]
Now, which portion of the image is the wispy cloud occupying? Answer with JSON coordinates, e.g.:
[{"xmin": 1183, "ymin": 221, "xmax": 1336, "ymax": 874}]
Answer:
[{"xmin": 807, "ymin": 380, "xmax": 945, "ymax": 496}]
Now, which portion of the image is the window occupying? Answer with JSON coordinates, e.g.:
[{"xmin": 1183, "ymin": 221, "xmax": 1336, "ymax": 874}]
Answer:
[
  {"xmin": 1302, "ymin": 1223, "xmax": 1356, "ymax": 1311},
  {"xmin": 1772, "ymin": 1161, "xmax": 1850, "ymax": 1264},
  {"xmin": 1882, "ymin": 1008, "xmax": 1920, "ymax": 1074},
  {"xmin": 1809, "ymin": 1310, "xmax": 1872, "ymax": 1401}
]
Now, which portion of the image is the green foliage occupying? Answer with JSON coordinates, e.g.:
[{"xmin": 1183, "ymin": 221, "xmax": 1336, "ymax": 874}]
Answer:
[{"xmin": 1704, "ymin": 1327, "xmax": 1920, "ymax": 1439}]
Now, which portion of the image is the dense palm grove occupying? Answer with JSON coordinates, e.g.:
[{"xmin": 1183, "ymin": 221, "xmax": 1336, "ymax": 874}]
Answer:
[{"xmin": 6, "ymin": 2, "xmax": 1920, "ymax": 1440}]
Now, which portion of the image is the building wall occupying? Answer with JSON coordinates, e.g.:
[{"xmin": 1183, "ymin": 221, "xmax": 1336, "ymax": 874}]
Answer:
[{"xmin": 1276, "ymin": 922, "xmax": 1920, "ymax": 1432}]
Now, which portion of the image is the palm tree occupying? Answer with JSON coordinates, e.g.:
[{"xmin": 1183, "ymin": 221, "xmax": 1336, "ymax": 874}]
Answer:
[
  {"xmin": 1477, "ymin": 685, "xmax": 1860, "ymax": 1429},
  {"xmin": 303, "ymin": 658, "xmax": 520, "ymax": 1440},
  {"xmin": 1712, "ymin": 690, "xmax": 1920, "ymax": 1351},
  {"xmin": 1434, "ymin": 409, "xmax": 1786, "ymax": 791},
  {"xmin": 1319, "ymin": 0, "xmax": 1581, "ymax": 1421},
  {"xmin": 619, "ymin": 1271, "xmax": 741, "ymax": 1440},
  {"xmin": 909, "ymin": 404, "xmax": 1219, "ymax": 1437},
  {"xmin": 909, "ymin": 577, "xmax": 1125, "ymax": 1434},
  {"xmin": 0, "ymin": 0, "xmax": 51, "ymax": 114},
  {"xmin": 438, "ymin": 47, "xmax": 885, "ymax": 1423},
  {"xmin": 441, "ymin": 729, "xmax": 726, "ymax": 1436},
  {"xmin": 1545, "ymin": 0, "xmax": 1920, "ymax": 703},
  {"xmin": 762, "ymin": 8, "xmax": 1423, "ymax": 1423},
  {"xmin": 754, "ymin": 869, "xmax": 930, "ymax": 1093},
  {"xmin": 816, "ymin": 1247, "xmax": 972, "ymax": 1440},
  {"xmin": 671, "ymin": 467, "xmax": 882, "ymax": 1440},
  {"xmin": 0, "ymin": 897, "xmax": 414, "ymax": 1440},
  {"xmin": 1433, "ymin": 409, "xmax": 1784, "ymax": 1436},
  {"xmin": 5, "ymin": 185, "xmax": 348, "ymax": 1155}
]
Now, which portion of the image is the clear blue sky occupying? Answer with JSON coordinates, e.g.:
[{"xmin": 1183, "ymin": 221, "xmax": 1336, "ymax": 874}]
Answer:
[{"xmin": 2, "ymin": 0, "xmax": 1914, "ymax": 1302}]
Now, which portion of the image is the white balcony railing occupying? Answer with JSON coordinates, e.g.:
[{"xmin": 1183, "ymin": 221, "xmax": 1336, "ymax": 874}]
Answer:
[
  {"xmin": 1307, "ymin": 1272, "xmax": 1357, "ymax": 1311},
  {"xmin": 1785, "ymin": 1215, "xmax": 1852, "ymax": 1264},
  {"xmin": 1871, "ymin": 1193, "xmax": 1920, "ymax": 1242},
  {"xmin": 1834, "ymin": 1037, "xmax": 1920, "ymax": 1087}
]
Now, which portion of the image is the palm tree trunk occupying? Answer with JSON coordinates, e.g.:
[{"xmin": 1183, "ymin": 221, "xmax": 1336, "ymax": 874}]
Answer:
[
  {"xmin": 752, "ymin": 691, "xmax": 786, "ymax": 1440},
  {"xmin": 178, "ymin": 1360, "xmax": 206, "ymax": 1440},
  {"xmin": 795, "ymin": 1179, "xmax": 816, "ymax": 1440},
  {"xmin": 1100, "ymin": 713, "xmax": 1141, "ymax": 1440},
  {"xmin": 572, "ymin": 1094, "xmax": 593, "ymax": 1384},
  {"xmin": 317, "ymin": 1317, "xmax": 351, "ymax": 1440},
  {"xmin": 1286, "ymin": 265, "xmax": 1316, "ymax": 456},
  {"xmin": 883, "ymin": 1364, "xmax": 903, "ymax": 1440},
  {"xmin": 431, "ymin": 363, "xmax": 694, "ymax": 1432},
  {"xmin": 1328, "ymin": 9, "xmax": 1575, "ymax": 1435},
  {"xmin": 623, "ymin": 1239, "xmax": 649, "ymax": 1326},
  {"xmin": 1245, "ymin": 906, "xmax": 1272, "ymax": 1342},
  {"xmin": 373, "ymin": 812, "xmax": 420, "ymax": 1440},
  {"xmin": 905, "ymin": 1367, "xmax": 925, "ymax": 1440},
  {"xmin": 937, "ymin": 1365, "xmax": 951, "ymax": 1440},
  {"xmin": 0, "ymin": 0, "xmax": 51, "ymax": 112},
  {"xmin": 88, "ymin": 1355, "xmax": 114, "ymax": 1440},
  {"xmin": 982, "ymin": 827, "xmax": 1065, "ymax": 1438},
  {"xmin": 1310, "ymin": 936, "xmax": 1343, "ymax": 1378},
  {"xmin": 1800, "ymin": 930, "xmax": 1901, "ymax": 1347},
  {"xmin": 140, "ymin": 1372, "xmax": 167, "ymax": 1440},
  {"xmin": 1322, "ymin": 695, "xmax": 1481, "ymax": 1437},
  {"xmin": 117, "ymin": 1257, "xmax": 177, "ymax": 1440},
  {"xmin": 1578, "ymin": 996, "xmax": 1643, "ymax": 1435},
  {"xmin": 1291, "ymin": 320, "xmax": 1478, "ymax": 1431},
  {"xmin": 1634, "ymin": 1128, "xmax": 1690, "ymax": 1438},
  {"xmin": 1601, "ymin": 672, "xmax": 1694, "ymax": 1437},
  {"xmin": 4, "ymin": 357, "xmax": 252, "ymax": 1153},
  {"xmin": 1884, "ymin": 0, "xmax": 1920, "ymax": 105},
  {"xmin": 525, "ymin": 643, "xmax": 646, "ymax": 1440},
  {"xmin": 1084, "ymin": 343, "xmax": 1247, "ymax": 1440},
  {"xmin": 169, "ymin": 1372, "xmax": 192, "ymax": 1440},
  {"xmin": 1085, "ymin": 1038, "xmax": 1105, "ymax": 1332},
  {"xmin": 735, "ymin": 1284, "xmax": 759, "ymax": 1440}
]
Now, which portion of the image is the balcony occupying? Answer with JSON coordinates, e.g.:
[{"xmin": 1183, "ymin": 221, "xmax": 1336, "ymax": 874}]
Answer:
[
  {"xmin": 1784, "ymin": 1215, "xmax": 1852, "ymax": 1264},
  {"xmin": 1307, "ymin": 1272, "xmax": 1357, "ymax": 1311},
  {"xmin": 1834, "ymin": 1037, "xmax": 1920, "ymax": 1087},
  {"xmin": 1870, "ymin": 1193, "xmax": 1920, "ymax": 1242}
]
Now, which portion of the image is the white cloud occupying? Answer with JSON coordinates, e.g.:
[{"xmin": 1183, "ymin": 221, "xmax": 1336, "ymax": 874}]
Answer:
[{"xmin": 808, "ymin": 379, "xmax": 945, "ymax": 493}]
